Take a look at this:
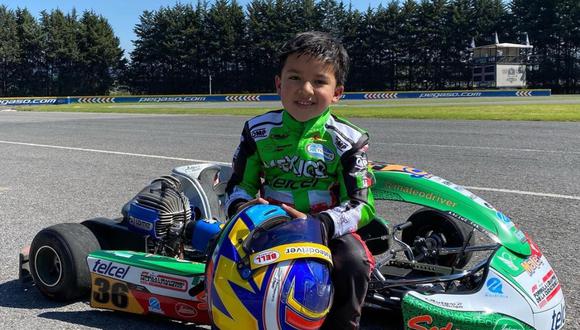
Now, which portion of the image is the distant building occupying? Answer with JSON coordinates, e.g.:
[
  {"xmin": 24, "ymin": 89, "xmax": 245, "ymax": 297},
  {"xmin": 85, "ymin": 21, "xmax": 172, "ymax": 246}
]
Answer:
[{"xmin": 470, "ymin": 33, "xmax": 533, "ymax": 88}]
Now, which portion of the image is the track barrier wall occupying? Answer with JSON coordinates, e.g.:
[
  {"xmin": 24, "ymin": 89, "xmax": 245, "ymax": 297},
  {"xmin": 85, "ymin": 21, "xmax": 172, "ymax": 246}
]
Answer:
[{"xmin": 0, "ymin": 89, "xmax": 551, "ymax": 106}]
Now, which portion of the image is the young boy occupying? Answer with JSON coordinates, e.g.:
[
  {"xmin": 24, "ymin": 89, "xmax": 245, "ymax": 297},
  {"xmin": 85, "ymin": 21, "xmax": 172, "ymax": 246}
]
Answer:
[{"xmin": 225, "ymin": 31, "xmax": 375, "ymax": 329}]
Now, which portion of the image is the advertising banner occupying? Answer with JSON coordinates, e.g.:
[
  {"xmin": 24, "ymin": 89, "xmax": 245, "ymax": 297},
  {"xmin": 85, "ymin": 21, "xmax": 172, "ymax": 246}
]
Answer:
[{"xmin": 1, "ymin": 89, "xmax": 551, "ymax": 106}]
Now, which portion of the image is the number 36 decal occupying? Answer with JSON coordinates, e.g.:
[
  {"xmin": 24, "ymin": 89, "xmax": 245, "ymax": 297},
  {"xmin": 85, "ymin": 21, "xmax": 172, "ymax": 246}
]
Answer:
[
  {"xmin": 93, "ymin": 276, "xmax": 129, "ymax": 308},
  {"xmin": 90, "ymin": 275, "xmax": 143, "ymax": 313}
]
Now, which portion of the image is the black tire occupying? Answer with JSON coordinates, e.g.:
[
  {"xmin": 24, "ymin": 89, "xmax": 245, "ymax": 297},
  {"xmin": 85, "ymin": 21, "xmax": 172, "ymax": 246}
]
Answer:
[
  {"xmin": 401, "ymin": 208, "xmax": 474, "ymax": 268},
  {"xmin": 29, "ymin": 223, "xmax": 101, "ymax": 301}
]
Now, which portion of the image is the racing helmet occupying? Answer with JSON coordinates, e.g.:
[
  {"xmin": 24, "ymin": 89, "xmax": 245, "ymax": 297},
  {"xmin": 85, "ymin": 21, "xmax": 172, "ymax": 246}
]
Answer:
[{"xmin": 206, "ymin": 204, "xmax": 333, "ymax": 329}]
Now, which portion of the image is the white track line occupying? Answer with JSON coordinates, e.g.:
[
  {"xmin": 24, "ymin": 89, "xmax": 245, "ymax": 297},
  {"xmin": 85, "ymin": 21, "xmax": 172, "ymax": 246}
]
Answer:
[
  {"xmin": 465, "ymin": 186, "xmax": 580, "ymax": 201},
  {"xmin": 0, "ymin": 140, "xmax": 230, "ymax": 165},
  {"xmin": 1, "ymin": 139, "xmax": 579, "ymax": 200}
]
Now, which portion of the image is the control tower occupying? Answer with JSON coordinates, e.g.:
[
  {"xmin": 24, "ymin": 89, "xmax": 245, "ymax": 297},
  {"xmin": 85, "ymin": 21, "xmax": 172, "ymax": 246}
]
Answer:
[{"xmin": 470, "ymin": 33, "xmax": 533, "ymax": 88}]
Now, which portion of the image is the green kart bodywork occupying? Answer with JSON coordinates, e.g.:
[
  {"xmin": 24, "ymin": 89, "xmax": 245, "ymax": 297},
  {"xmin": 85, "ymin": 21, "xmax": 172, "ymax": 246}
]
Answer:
[
  {"xmin": 370, "ymin": 163, "xmax": 530, "ymax": 256},
  {"xmin": 88, "ymin": 250, "xmax": 206, "ymax": 277}
]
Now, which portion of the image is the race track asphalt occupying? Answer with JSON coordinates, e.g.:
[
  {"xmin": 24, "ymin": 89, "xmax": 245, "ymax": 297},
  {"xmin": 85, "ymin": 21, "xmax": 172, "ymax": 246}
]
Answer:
[{"xmin": 0, "ymin": 111, "xmax": 578, "ymax": 329}]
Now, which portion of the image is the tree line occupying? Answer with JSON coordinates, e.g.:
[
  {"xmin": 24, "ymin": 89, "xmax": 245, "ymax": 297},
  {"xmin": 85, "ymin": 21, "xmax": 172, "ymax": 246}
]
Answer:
[
  {"xmin": 0, "ymin": 0, "xmax": 578, "ymax": 97},
  {"xmin": 0, "ymin": 6, "xmax": 124, "ymax": 96}
]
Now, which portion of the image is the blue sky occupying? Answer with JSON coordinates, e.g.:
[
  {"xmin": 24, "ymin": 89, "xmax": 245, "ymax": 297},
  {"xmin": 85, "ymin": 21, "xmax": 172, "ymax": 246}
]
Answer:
[{"xmin": 3, "ymin": 0, "xmax": 384, "ymax": 58}]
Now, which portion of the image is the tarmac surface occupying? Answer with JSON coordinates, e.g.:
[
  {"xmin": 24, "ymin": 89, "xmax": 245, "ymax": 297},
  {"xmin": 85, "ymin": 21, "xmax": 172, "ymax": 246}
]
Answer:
[{"xmin": 0, "ymin": 111, "xmax": 578, "ymax": 329}]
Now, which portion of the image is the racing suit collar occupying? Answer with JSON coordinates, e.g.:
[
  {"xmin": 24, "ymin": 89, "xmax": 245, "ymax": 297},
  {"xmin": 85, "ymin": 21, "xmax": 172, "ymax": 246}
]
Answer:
[{"xmin": 283, "ymin": 108, "xmax": 331, "ymax": 137}]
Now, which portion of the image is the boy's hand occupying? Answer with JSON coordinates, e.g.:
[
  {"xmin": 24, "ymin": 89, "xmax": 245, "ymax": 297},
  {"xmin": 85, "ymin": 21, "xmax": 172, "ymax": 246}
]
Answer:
[
  {"xmin": 236, "ymin": 197, "xmax": 269, "ymax": 213},
  {"xmin": 281, "ymin": 203, "xmax": 307, "ymax": 219},
  {"xmin": 281, "ymin": 204, "xmax": 334, "ymax": 244}
]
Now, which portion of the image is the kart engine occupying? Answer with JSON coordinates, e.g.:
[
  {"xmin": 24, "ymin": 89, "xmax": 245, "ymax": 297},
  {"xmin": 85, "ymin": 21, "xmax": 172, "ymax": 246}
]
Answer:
[{"xmin": 125, "ymin": 175, "xmax": 192, "ymax": 257}]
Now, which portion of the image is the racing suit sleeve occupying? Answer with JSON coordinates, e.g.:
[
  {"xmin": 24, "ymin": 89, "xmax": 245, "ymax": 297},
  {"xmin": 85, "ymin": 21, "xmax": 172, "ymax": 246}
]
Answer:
[
  {"xmin": 318, "ymin": 133, "xmax": 375, "ymax": 239},
  {"xmin": 225, "ymin": 121, "xmax": 262, "ymax": 218}
]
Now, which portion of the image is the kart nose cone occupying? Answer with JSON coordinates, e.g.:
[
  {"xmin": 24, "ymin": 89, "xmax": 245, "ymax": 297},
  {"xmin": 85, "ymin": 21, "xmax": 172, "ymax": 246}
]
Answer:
[{"xmin": 533, "ymin": 299, "xmax": 566, "ymax": 330}]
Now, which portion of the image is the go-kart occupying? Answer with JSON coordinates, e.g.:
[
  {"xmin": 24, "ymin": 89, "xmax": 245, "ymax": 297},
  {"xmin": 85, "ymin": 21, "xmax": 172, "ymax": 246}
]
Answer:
[{"xmin": 19, "ymin": 162, "xmax": 566, "ymax": 329}]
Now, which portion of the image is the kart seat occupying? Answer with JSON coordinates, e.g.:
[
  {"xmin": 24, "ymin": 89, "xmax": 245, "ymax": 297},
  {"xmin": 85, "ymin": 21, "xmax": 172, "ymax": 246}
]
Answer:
[{"xmin": 356, "ymin": 216, "xmax": 391, "ymax": 255}]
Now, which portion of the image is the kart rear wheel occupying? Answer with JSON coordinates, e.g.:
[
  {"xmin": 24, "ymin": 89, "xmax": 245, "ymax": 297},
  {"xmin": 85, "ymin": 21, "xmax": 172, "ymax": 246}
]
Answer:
[
  {"xmin": 30, "ymin": 223, "xmax": 100, "ymax": 301},
  {"xmin": 401, "ymin": 208, "xmax": 474, "ymax": 268}
]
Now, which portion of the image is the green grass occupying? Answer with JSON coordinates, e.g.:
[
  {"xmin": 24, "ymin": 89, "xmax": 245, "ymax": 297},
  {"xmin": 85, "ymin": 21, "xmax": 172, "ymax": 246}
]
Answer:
[
  {"xmin": 332, "ymin": 104, "xmax": 580, "ymax": 121},
  {"xmin": 13, "ymin": 96, "xmax": 580, "ymax": 121}
]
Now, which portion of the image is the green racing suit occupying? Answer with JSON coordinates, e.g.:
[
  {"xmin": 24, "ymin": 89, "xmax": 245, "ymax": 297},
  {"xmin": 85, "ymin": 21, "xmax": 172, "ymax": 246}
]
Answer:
[{"xmin": 225, "ymin": 108, "xmax": 375, "ymax": 238}]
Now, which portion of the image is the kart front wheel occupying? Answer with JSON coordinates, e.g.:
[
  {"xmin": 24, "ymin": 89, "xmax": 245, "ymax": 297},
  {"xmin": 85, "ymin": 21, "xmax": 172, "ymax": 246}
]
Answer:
[{"xmin": 30, "ymin": 223, "xmax": 100, "ymax": 301}]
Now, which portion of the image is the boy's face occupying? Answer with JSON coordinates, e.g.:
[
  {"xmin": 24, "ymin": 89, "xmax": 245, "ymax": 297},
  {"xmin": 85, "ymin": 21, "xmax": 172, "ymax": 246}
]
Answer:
[{"xmin": 275, "ymin": 53, "xmax": 344, "ymax": 122}]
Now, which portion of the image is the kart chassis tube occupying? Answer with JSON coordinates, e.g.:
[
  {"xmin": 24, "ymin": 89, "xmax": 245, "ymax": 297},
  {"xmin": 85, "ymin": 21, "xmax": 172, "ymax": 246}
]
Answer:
[{"xmin": 370, "ymin": 252, "xmax": 491, "ymax": 290}]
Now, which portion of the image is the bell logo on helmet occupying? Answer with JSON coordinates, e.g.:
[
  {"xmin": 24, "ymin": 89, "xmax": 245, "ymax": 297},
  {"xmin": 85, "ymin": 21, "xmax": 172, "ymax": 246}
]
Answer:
[{"xmin": 253, "ymin": 250, "xmax": 280, "ymax": 266}]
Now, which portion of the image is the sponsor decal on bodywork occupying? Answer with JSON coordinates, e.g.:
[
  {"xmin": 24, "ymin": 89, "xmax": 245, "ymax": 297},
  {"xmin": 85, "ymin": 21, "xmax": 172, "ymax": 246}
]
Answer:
[
  {"xmin": 496, "ymin": 211, "xmax": 527, "ymax": 243},
  {"xmin": 383, "ymin": 183, "xmax": 458, "ymax": 207},
  {"xmin": 531, "ymin": 270, "xmax": 560, "ymax": 308},
  {"xmin": 402, "ymin": 294, "xmax": 534, "ymax": 330},
  {"xmin": 371, "ymin": 164, "xmax": 431, "ymax": 178},
  {"xmin": 175, "ymin": 302, "xmax": 198, "ymax": 318},
  {"xmin": 90, "ymin": 274, "xmax": 144, "ymax": 313},
  {"xmin": 424, "ymin": 298, "xmax": 464, "ymax": 310},
  {"xmin": 429, "ymin": 176, "xmax": 495, "ymax": 210},
  {"xmin": 140, "ymin": 272, "xmax": 188, "ymax": 292},
  {"xmin": 89, "ymin": 259, "xmax": 131, "ymax": 280},
  {"xmin": 549, "ymin": 301, "xmax": 566, "ymax": 330},
  {"xmin": 521, "ymin": 237, "xmax": 544, "ymax": 275},
  {"xmin": 407, "ymin": 315, "xmax": 455, "ymax": 330},
  {"xmin": 496, "ymin": 251, "xmax": 521, "ymax": 272},
  {"xmin": 405, "ymin": 267, "xmax": 537, "ymax": 326},
  {"xmin": 148, "ymin": 297, "xmax": 164, "ymax": 314},
  {"xmin": 498, "ymin": 235, "xmax": 564, "ymax": 312},
  {"xmin": 486, "ymin": 277, "xmax": 508, "ymax": 298},
  {"xmin": 88, "ymin": 256, "xmax": 203, "ymax": 301}
]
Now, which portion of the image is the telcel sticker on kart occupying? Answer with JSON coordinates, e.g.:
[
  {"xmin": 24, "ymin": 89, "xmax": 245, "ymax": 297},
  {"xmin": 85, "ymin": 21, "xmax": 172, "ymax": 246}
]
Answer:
[
  {"xmin": 87, "ymin": 256, "xmax": 196, "ymax": 300},
  {"xmin": 533, "ymin": 300, "xmax": 566, "ymax": 330}
]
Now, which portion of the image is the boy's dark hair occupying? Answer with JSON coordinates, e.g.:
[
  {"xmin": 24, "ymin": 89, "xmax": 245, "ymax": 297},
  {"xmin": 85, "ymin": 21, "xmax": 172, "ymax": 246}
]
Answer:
[{"xmin": 278, "ymin": 31, "xmax": 350, "ymax": 86}]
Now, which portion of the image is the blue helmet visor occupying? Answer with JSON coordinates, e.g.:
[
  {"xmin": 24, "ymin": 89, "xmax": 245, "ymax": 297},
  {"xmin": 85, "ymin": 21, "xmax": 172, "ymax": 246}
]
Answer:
[{"xmin": 243, "ymin": 217, "xmax": 326, "ymax": 254}]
